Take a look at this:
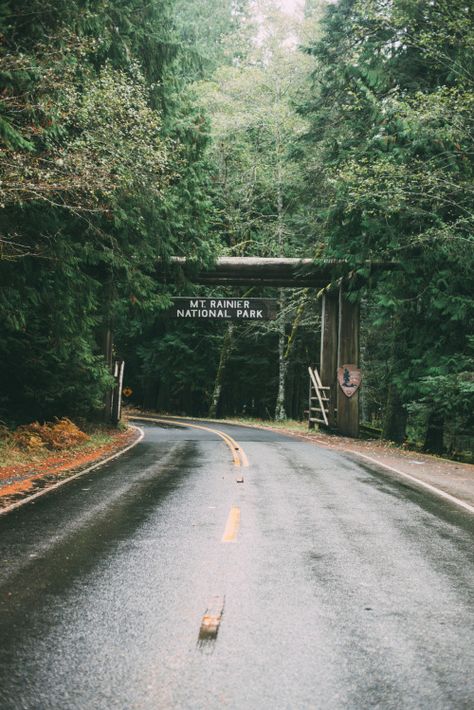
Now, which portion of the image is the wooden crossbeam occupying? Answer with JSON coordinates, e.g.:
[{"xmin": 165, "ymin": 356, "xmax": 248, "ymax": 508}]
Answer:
[{"xmin": 157, "ymin": 257, "xmax": 397, "ymax": 289}]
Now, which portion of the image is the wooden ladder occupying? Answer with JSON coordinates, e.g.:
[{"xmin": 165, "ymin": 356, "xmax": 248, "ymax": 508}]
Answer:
[{"xmin": 308, "ymin": 366, "xmax": 330, "ymax": 427}]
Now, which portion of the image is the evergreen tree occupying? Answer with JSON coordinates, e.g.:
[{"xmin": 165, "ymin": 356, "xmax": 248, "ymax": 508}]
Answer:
[
  {"xmin": 0, "ymin": 0, "xmax": 216, "ymax": 423},
  {"xmin": 299, "ymin": 0, "xmax": 474, "ymax": 447}
]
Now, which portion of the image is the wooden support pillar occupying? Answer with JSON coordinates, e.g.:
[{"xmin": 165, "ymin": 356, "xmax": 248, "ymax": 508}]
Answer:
[
  {"xmin": 337, "ymin": 287, "xmax": 360, "ymax": 437},
  {"xmin": 320, "ymin": 291, "xmax": 338, "ymax": 427}
]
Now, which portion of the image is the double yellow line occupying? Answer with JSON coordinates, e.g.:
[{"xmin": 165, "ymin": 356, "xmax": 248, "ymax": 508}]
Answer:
[
  {"xmin": 131, "ymin": 416, "xmax": 249, "ymax": 468},
  {"xmin": 132, "ymin": 416, "xmax": 247, "ymax": 545}
]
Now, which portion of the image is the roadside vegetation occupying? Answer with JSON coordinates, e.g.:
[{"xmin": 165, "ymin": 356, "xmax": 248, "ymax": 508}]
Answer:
[
  {"xmin": 0, "ymin": 0, "xmax": 472, "ymax": 457},
  {"xmin": 0, "ymin": 418, "xmax": 134, "ymax": 506},
  {"xmin": 0, "ymin": 418, "xmax": 117, "ymax": 469}
]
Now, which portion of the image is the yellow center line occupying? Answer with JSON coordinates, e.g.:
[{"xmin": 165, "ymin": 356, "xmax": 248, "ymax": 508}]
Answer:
[
  {"xmin": 222, "ymin": 506, "xmax": 241, "ymax": 542},
  {"xmin": 236, "ymin": 444, "xmax": 249, "ymax": 468},
  {"xmin": 133, "ymin": 416, "xmax": 249, "ymax": 468},
  {"xmin": 217, "ymin": 430, "xmax": 249, "ymax": 468}
]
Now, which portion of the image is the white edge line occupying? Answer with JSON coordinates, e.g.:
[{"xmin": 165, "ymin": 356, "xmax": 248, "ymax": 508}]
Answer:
[
  {"xmin": 353, "ymin": 451, "xmax": 474, "ymax": 515},
  {"xmin": 207, "ymin": 419, "xmax": 474, "ymax": 516},
  {"xmin": 131, "ymin": 415, "xmax": 474, "ymax": 515},
  {"xmin": 0, "ymin": 425, "xmax": 145, "ymax": 517}
]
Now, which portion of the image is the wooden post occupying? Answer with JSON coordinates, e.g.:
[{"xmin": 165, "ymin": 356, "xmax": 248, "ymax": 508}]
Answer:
[
  {"xmin": 337, "ymin": 287, "xmax": 360, "ymax": 437},
  {"xmin": 320, "ymin": 291, "xmax": 338, "ymax": 427},
  {"xmin": 111, "ymin": 360, "xmax": 125, "ymax": 426}
]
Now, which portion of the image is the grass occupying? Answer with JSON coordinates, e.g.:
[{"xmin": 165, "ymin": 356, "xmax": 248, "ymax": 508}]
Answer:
[
  {"xmin": 219, "ymin": 416, "xmax": 310, "ymax": 433},
  {"xmin": 126, "ymin": 408, "xmax": 311, "ymax": 434}
]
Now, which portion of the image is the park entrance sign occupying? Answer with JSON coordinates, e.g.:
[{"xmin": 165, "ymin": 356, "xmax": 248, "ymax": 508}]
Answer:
[
  {"xmin": 168, "ymin": 297, "xmax": 277, "ymax": 321},
  {"xmin": 155, "ymin": 257, "xmax": 367, "ymax": 436},
  {"xmin": 103, "ymin": 257, "xmax": 392, "ymax": 435},
  {"xmin": 102, "ymin": 256, "xmax": 397, "ymax": 434}
]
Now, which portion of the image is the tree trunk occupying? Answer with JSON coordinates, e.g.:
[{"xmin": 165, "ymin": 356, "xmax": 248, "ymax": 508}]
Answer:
[
  {"xmin": 382, "ymin": 383, "xmax": 407, "ymax": 443},
  {"xmin": 273, "ymin": 145, "xmax": 288, "ymax": 421},
  {"xmin": 382, "ymin": 315, "xmax": 407, "ymax": 443},
  {"xmin": 143, "ymin": 377, "xmax": 158, "ymax": 411},
  {"xmin": 100, "ymin": 272, "xmax": 115, "ymax": 425},
  {"xmin": 209, "ymin": 324, "xmax": 234, "ymax": 418},
  {"xmin": 156, "ymin": 378, "xmax": 170, "ymax": 412},
  {"xmin": 101, "ymin": 323, "xmax": 114, "ymax": 423},
  {"xmin": 423, "ymin": 411, "xmax": 445, "ymax": 454},
  {"xmin": 275, "ymin": 290, "xmax": 288, "ymax": 420}
]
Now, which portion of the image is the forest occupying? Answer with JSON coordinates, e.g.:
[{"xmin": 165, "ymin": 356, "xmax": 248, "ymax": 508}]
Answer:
[{"xmin": 0, "ymin": 0, "xmax": 473, "ymax": 455}]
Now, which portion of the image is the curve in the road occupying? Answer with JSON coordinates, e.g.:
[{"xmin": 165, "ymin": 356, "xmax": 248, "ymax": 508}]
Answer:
[
  {"xmin": 133, "ymin": 415, "xmax": 249, "ymax": 468},
  {"xmin": 0, "ymin": 418, "xmax": 473, "ymax": 709}
]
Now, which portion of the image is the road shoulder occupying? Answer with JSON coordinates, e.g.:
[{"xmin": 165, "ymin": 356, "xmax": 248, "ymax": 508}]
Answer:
[
  {"xmin": 0, "ymin": 426, "xmax": 142, "ymax": 513},
  {"xmin": 229, "ymin": 421, "xmax": 474, "ymax": 511}
]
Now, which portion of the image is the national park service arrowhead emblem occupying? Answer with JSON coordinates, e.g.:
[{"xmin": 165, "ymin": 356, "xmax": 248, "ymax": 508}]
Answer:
[{"xmin": 337, "ymin": 364, "xmax": 362, "ymax": 398}]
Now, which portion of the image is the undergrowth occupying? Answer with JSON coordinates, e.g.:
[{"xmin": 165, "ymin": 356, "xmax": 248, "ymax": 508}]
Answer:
[{"xmin": 0, "ymin": 419, "xmax": 118, "ymax": 469}]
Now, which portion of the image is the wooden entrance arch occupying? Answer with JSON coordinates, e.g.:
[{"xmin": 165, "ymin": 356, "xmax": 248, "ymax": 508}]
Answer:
[{"xmin": 159, "ymin": 257, "xmax": 361, "ymax": 437}]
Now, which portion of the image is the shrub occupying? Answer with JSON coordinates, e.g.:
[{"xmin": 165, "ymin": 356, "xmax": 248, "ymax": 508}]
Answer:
[{"xmin": 13, "ymin": 418, "xmax": 89, "ymax": 451}]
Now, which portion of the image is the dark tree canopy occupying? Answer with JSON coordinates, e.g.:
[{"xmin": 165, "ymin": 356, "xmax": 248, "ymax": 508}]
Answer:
[{"xmin": 0, "ymin": 0, "xmax": 472, "ymax": 455}]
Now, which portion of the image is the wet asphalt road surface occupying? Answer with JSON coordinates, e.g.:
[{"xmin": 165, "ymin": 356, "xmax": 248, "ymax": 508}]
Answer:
[{"xmin": 0, "ymin": 419, "xmax": 473, "ymax": 709}]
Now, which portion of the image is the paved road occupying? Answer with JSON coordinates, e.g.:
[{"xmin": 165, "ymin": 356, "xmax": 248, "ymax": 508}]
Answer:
[{"xmin": 0, "ymin": 419, "xmax": 473, "ymax": 709}]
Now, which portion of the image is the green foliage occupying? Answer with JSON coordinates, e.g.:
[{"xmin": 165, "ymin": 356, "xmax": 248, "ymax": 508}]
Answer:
[
  {"xmin": 299, "ymin": 0, "xmax": 474, "ymax": 447},
  {"xmin": 0, "ymin": 0, "xmax": 216, "ymax": 424},
  {"xmin": 173, "ymin": 0, "xmax": 252, "ymax": 78},
  {"xmin": 2, "ymin": 0, "xmax": 472, "ymax": 451}
]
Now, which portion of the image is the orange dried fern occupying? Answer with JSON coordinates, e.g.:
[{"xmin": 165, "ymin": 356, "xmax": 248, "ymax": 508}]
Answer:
[{"xmin": 13, "ymin": 418, "xmax": 89, "ymax": 451}]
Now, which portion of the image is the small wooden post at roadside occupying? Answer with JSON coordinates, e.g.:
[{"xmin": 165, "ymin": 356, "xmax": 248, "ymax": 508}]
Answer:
[{"xmin": 111, "ymin": 360, "xmax": 125, "ymax": 425}]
